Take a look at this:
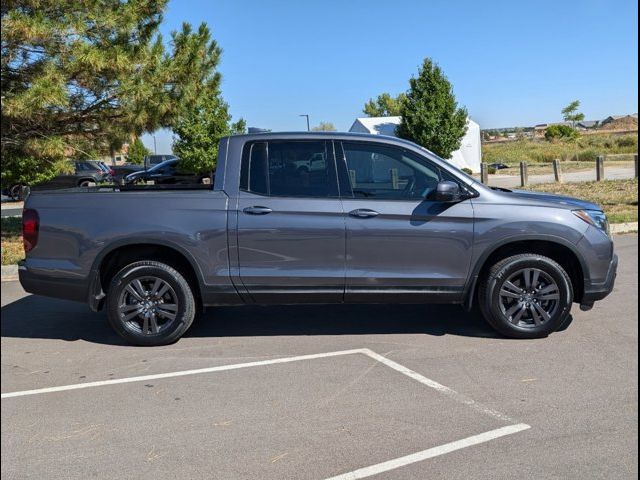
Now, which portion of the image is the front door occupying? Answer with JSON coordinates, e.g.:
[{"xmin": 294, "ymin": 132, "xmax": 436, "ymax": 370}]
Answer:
[
  {"xmin": 336, "ymin": 141, "xmax": 475, "ymax": 303},
  {"xmin": 235, "ymin": 140, "xmax": 345, "ymax": 303}
]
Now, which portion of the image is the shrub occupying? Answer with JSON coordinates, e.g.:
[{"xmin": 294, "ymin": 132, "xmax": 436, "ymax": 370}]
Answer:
[
  {"xmin": 616, "ymin": 136, "xmax": 637, "ymax": 148},
  {"xmin": 544, "ymin": 124, "xmax": 578, "ymax": 140},
  {"xmin": 462, "ymin": 167, "xmax": 473, "ymax": 175},
  {"xmin": 574, "ymin": 149, "xmax": 598, "ymax": 162},
  {"xmin": 488, "ymin": 166, "xmax": 497, "ymax": 174}
]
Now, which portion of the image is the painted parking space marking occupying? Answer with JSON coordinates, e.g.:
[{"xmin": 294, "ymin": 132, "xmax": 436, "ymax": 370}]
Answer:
[
  {"xmin": 1, "ymin": 348, "xmax": 366, "ymax": 398},
  {"xmin": 323, "ymin": 423, "xmax": 531, "ymax": 480},
  {"xmin": 1, "ymin": 347, "xmax": 530, "ymax": 478}
]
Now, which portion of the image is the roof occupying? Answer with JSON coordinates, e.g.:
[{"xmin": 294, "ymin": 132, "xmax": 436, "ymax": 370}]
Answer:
[
  {"xmin": 534, "ymin": 121, "xmax": 573, "ymax": 129},
  {"xmin": 577, "ymin": 120, "xmax": 599, "ymax": 128},
  {"xmin": 608, "ymin": 113, "xmax": 637, "ymax": 119},
  {"xmin": 350, "ymin": 116, "xmax": 402, "ymax": 136}
]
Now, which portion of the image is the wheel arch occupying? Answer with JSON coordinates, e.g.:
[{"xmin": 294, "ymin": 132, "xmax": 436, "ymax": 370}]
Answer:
[
  {"xmin": 88, "ymin": 239, "xmax": 205, "ymax": 312},
  {"xmin": 464, "ymin": 235, "xmax": 588, "ymax": 309}
]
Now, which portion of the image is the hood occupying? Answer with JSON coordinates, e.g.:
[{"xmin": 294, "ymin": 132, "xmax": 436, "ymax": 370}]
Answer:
[
  {"xmin": 492, "ymin": 187, "xmax": 602, "ymax": 211},
  {"xmin": 124, "ymin": 170, "xmax": 147, "ymax": 181}
]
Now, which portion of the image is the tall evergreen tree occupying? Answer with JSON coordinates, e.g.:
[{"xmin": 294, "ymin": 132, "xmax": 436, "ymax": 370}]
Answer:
[
  {"xmin": 127, "ymin": 138, "xmax": 150, "ymax": 165},
  {"xmin": 172, "ymin": 93, "xmax": 245, "ymax": 173},
  {"xmin": 396, "ymin": 58, "xmax": 468, "ymax": 159},
  {"xmin": 1, "ymin": 0, "xmax": 223, "ymax": 186}
]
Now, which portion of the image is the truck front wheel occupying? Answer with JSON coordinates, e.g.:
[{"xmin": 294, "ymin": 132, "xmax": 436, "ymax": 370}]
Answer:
[
  {"xmin": 478, "ymin": 254, "xmax": 573, "ymax": 339},
  {"xmin": 106, "ymin": 261, "xmax": 196, "ymax": 346}
]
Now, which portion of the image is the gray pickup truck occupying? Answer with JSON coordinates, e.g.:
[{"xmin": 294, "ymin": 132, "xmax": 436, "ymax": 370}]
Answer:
[{"xmin": 19, "ymin": 132, "xmax": 617, "ymax": 345}]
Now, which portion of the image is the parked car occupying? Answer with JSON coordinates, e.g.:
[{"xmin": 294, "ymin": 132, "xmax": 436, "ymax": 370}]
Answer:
[
  {"xmin": 144, "ymin": 154, "xmax": 178, "ymax": 169},
  {"xmin": 6, "ymin": 160, "xmax": 112, "ymax": 199},
  {"xmin": 19, "ymin": 132, "xmax": 617, "ymax": 346},
  {"xmin": 111, "ymin": 163, "xmax": 144, "ymax": 185},
  {"xmin": 123, "ymin": 159, "xmax": 209, "ymax": 185},
  {"xmin": 489, "ymin": 163, "xmax": 510, "ymax": 170},
  {"xmin": 87, "ymin": 160, "xmax": 115, "ymax": 177}
]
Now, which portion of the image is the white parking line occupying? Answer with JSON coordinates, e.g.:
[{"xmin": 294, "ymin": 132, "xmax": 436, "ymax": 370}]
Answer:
[
  {"xmin": 322, "ymin": 423, "xmax": 531, "ymax": 480},
  {"xmin": 2, "ymin": 349, "xmax": 512, "ymax": 422},
  {"xmin": 0, "ymin": 348, "xmax": 366, "ymax": 399},
  {"xmin": 361, "ymin": 349, "xmax": 514, "ymax": 422},
  {"xmin": 2, "ymin": 348, "xmax": 531, "ymax": 478}
]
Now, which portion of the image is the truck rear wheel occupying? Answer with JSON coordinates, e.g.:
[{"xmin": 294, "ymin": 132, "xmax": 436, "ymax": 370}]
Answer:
[
  {"xmin": 478, "ymin": 254, "xmax": 573, "ymax": 339},
  {"xmin": 106, "ymin": 261, "xmax": 196, "ymax": 346}
]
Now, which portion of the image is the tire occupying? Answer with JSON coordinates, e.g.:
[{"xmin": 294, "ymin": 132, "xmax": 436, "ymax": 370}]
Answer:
[
  {"xmin": 106, "ymin": 261, "xmax": 196, "ymax": 346},
  {"xmin": 78, "ymin": 179, "xmax": 95, "ymax": 187},
  {"xmin": 478, "ymin": 254, "xmax": 573, "ymax": 339}
]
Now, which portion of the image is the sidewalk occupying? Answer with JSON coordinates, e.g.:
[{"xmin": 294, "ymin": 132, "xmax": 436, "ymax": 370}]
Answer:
[{"xmin": 1, "ymin": 201, "xmax": 23, "ymax": 217}]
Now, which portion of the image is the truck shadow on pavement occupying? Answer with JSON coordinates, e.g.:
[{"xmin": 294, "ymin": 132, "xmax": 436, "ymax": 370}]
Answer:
[{"xmin": 1, "ymin": 294, "xmax": 548, "ymax": 346}]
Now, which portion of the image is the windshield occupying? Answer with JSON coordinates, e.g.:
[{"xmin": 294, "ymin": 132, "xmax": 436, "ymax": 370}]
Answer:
[{"xmin": 147, "ymin": 159, "xmax": 177, "ymax": 172}]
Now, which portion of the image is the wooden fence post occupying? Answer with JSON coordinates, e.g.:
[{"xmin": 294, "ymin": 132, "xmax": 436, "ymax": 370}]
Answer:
[
  {"xmin": 480, "ymin": 163, "xmax": 488, "ymax": 184},
  {"xmin": 520, "ymin": 161, "xmax": 528, "ymax": 187},
  {"xmin": 634, "ymin": 154, "xmax": 638, "ymax": 179},
  {"xmin": 596, "ymin": 155, "xmax": 604, "ymax": 181},
  {"xmin": 348, "ymin": 169, "xmax": 356, "ymax": 187},
  {"xmin": 390, "ymin": 168, "xmax": 399, "ymax": 189},
  {"xmin": 553, "ymin": 159, "xmax": 562, "ymax": 183}
]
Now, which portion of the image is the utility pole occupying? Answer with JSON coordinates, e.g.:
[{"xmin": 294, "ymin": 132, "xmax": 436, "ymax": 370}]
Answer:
[
  {"xmin": 299, "ymin": 114, "xmax": 310, "ymax": 131},
  {"xmin": 152, "ymin": 135, "xmax": 157, "ymax": 154}
]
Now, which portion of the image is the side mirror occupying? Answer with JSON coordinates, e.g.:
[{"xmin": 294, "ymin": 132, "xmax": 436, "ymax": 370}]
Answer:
[{"xmin": 433, "ymin": 181, "xmax": 461, "ymax": 202}]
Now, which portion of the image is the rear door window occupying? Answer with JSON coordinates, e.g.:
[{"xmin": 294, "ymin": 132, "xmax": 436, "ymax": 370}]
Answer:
[{"xmin": 240, "ymin": 141, "xmax": 338, "ymax": 198}]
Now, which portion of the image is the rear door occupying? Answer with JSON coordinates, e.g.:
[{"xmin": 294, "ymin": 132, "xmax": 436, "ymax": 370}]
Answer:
[
  {"xmin": 336, "ymin": 141, "xmax": 475, "ymax": 303},
  {"xmin": 235, "ymin": 140, "xmax": 345, "ymax": 303}
]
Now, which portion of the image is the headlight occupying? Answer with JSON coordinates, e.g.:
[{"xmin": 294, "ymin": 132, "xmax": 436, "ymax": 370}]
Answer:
[{"xmin": 573, "ymin": 209, "xmax": 610, "ymax": 236}]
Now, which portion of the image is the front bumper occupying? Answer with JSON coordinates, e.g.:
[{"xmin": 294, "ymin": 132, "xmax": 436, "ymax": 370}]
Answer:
[{"xmin": 582, "ymin": 253, "xmax": 618, "ymax": 303}]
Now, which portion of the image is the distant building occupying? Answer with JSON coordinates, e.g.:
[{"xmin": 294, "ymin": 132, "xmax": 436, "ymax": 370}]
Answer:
[
  {"xmin": 348, "ymin": 116, "xmax": 481, "ymax": 172},
  {"xmin": 576, "ymin": 120, "xmax": 599, "ymax": 130},
  {"xmin": 600, "ymin": 114, "xmax": 638, "ymax": 127},
  {"xmin": 349, "ymin": 116, "xmax": 402, "ymax": 136}
]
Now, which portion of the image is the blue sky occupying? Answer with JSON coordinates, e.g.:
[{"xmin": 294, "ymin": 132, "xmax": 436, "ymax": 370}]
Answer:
[{"xmin": 142, "ymin": 0, "xmax": 639, "ymax": 154}]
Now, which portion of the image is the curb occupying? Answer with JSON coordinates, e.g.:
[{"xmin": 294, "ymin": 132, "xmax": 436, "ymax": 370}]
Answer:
[
  {"xmin": 610, "ymin": 222, "xmax": 638, "ymax": 234},
  {"xmin": 1, "ymin": 265, "xmax": 18, "ymax": 282}
]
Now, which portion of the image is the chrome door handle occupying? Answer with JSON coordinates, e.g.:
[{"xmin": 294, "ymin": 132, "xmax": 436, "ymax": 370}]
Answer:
[
  {"xmin": 349, "ymin": 208, "xmax": 380, "ymax": 218},
  {"xmin": 243, "ymin": 206, "xmax": 273, "ymax": 215}
]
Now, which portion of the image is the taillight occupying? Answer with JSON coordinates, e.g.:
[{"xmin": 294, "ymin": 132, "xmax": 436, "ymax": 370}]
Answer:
[
  {"xmin": 109, "ymin": 168, "xmax": 115, "ymax": 176},
  {"xmin": 22, "ymin": 208, "xmax": 39, "ymax": 253}
]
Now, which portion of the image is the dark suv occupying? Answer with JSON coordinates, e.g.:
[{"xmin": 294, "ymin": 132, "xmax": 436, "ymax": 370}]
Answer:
[{"xmin": 6, "ymin": 161, "xmax": 112, "ymax": 199}]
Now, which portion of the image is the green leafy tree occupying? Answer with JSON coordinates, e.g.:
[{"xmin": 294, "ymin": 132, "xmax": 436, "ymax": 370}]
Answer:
[
  {"xmin": 172, "ymin": 93, "xmax": 245, "ymax": 174},
  {"xmin": 311, "ymin": 122, "xmax": 337, "ymax": 131},
  {"xmin": 127, "ymin": 138, "xmax": 150, "ymax": 165},
  {"xmin": 363, "ymin": 93, "xmax": 407, "ymax": 117},
  {"xmin": 1, "ymin": 1, "xmax": 224, "ymax": 187},
  {"xmin": 561, "ymin": 100, "xmax": 585, "ymax": 128},
  {"xmin": 396, "ymin": 58, "xmax": 468, "ymax": 159}
]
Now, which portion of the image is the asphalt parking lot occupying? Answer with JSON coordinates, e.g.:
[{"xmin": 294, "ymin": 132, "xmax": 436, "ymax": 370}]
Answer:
[{"xmin": 1, "ymin": 235, "xmax": 637, "ymax": 479}]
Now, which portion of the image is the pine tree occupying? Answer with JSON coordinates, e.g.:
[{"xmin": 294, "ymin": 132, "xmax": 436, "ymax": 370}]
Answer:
[
  {"xmin": 1, "ymin": 1, "xmax": 224, "ymax": 186},
  {"xmin": 172, "ymin": 93, "xmax": 245, "ymax": 174},
  {"xmin": 396, "ymin": 59, "xmax": 468, "ymax": 159}
]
